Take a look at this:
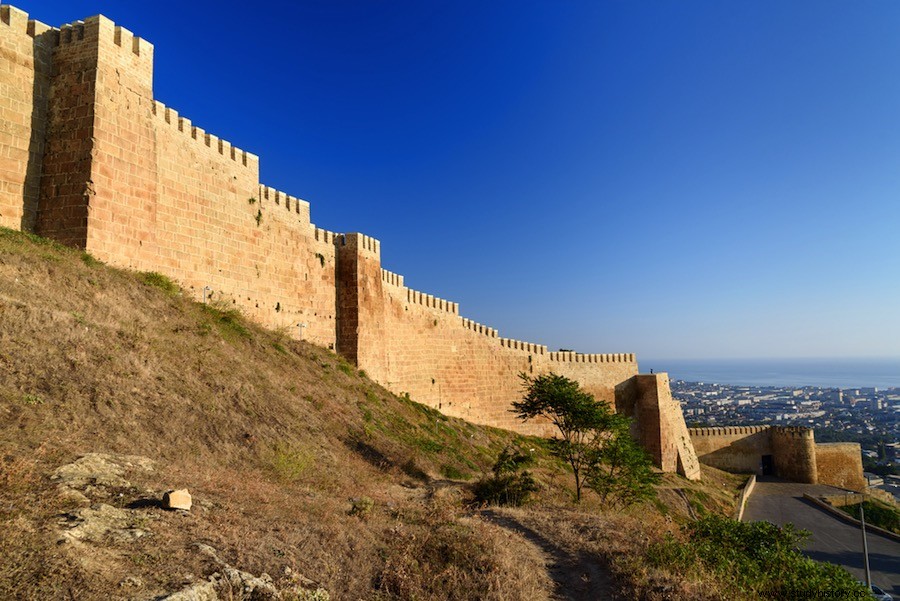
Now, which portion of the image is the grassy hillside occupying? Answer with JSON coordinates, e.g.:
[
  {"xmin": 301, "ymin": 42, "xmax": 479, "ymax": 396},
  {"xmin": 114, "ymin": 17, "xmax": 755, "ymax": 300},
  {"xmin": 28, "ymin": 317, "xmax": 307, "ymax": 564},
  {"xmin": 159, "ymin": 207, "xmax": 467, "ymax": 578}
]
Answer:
[{"xmin": 0, "ymin": 227, "xmax": 744, "ymax": 600}]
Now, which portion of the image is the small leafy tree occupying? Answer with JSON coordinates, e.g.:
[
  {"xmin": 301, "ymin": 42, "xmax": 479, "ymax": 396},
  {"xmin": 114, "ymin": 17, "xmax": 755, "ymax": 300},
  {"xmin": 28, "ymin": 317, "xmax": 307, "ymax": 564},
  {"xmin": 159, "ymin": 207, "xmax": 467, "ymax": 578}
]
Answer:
[
  {"xmin": 473, "ymin": 447, "xmax": 538, "ymax": 506},
  {"xmin": 586, "ymin": 420, "xmax": 660, "ymax": 508},
  {"xmin": 512, "ymin": 373, "xmax": 618, "ymax": 502}
]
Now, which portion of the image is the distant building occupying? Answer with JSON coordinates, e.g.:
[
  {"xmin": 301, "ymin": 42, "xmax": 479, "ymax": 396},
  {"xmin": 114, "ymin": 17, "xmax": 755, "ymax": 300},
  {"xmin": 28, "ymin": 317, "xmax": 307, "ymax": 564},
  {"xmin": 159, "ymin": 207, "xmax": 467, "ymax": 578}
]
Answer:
[{"xmin": 864, "ymin": 472, "xmax": 884, "ymax": 487}]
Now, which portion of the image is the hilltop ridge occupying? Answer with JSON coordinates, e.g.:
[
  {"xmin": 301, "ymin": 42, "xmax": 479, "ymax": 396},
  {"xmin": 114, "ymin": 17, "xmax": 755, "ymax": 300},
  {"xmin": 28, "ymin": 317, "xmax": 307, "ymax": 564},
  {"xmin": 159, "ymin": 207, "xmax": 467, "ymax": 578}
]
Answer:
[{"xmin": 0, "ymin": 227, "xmax": 741, "ymax": 600}]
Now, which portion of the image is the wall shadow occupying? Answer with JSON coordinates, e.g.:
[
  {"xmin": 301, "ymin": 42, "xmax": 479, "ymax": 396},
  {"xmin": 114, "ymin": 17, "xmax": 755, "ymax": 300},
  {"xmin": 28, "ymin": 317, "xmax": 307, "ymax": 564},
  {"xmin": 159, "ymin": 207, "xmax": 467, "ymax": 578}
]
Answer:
[{"xmin": 22, "ymin": 28, "xmax": 54, "ymax": 232}]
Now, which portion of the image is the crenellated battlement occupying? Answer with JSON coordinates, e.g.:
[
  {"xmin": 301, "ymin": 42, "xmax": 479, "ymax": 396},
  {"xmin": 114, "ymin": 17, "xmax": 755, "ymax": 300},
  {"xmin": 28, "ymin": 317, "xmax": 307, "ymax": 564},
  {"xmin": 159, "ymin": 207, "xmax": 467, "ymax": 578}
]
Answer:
[
  {"xmin": 688, "ymin": 425, "xmax": 770, "ymax": 437},
  {"xmin": 152, "ymin": 101, "xmax": 258, "ymax": 169},
  {"xmin": 771, "ymin": 425, "xmax": 814, "ymax": 439},
  {"xmin": 547, "ymin": 352, "xmax": 635, "ymax": 364},
  {"xmin": 2, "ymin": 5, "xmax": 54, "ymax": 41},
  {"xmin": 40, "ymin": 14, "xmax": 154, "ymax": 68},
  {"xmin": 339, "ymin": 232, "xmax": 380, "ymax": 257},
  {"xmin": 462, "ymin": 318, "xmax": 498, "ymax": 338},
  {"xmin": 111, "ymin": 23, "xmax": 150, "ymax": 58},
  {"xmin": 1, "ymin": 5, "xmax": 29, "ymax": 32},
  {"xmin": 56, "ymin": 21, "xmax": 83, "ymax": 44},
  {"xmin": 405, "ymin": 287, "xmax": 459, "ymax": 315},
  {"xmin": 314, "ymin": 227, "xmax": 340, "ymax": 245},
  {"xmin": 259, "ymin": 184, "xmax": 309, "ymax": 215},
  {"xmin": 381, "ymin": 269, "xmax": 404, "ymax": 288},
  {"xmin": 499, "ymin": 338, "xmax": 547, "ymax": 355},
  {"xmin": 359, "ymin": 234, "xmax": 379, "ymax": 254},
  {"xmin": 0, "ymin": 5, "xmax": 55, "ymax": 41},
  {"xmin": 27, "ymin": 18, "xmax": 54, "ymax": 40}
]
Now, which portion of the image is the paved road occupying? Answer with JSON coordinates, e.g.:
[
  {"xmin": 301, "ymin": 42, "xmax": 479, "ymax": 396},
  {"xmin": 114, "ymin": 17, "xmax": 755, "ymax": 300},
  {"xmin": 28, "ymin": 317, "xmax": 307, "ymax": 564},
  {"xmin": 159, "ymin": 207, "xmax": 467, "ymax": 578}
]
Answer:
[{"xmin": 743, "ymin": 477, "xmax": 900, "ymax": 597}]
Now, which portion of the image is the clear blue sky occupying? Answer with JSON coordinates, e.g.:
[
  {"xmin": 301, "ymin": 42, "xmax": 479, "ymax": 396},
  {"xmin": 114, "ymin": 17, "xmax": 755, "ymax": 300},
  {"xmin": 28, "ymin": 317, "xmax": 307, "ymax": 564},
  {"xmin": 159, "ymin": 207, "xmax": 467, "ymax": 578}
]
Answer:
[{"xmin": 20, "ymin": 1, "xmax": 900, "ymax": 360}]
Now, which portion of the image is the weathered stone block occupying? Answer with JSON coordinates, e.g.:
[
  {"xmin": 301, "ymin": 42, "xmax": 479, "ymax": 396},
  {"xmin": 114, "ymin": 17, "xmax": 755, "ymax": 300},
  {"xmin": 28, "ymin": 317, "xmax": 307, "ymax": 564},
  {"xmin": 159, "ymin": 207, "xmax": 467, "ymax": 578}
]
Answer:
[{"xmin": 163, "ymin": 489, "xmax": 192, "ymax": 510}]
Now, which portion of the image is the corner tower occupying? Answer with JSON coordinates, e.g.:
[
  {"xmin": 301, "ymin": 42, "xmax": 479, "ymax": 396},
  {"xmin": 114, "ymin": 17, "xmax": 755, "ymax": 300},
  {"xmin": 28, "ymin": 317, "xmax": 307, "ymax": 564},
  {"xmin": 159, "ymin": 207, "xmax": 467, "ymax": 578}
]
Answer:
[
  {"xmin": 35, "ymin": 15, "xmax": 157, "ymax": 265},
  {"xmin": 336, "ymin": 233, "xmax": 387, "ymax": 373}
]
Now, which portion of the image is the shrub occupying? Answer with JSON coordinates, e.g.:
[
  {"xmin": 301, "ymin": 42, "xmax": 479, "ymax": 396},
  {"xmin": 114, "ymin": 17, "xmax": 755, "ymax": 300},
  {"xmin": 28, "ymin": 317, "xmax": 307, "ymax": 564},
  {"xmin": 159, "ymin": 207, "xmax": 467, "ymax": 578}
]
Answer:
[
  {"xmin": 473, "ymin": 447, "xmax": 538, "ymax": 507},
  {"xmin": 349, "ymin": 497, "xmax": 374, "ymax": 518},
  {"xmin": 647, "ymin": 514, "xmax": 868, "ymax": 598},
  {"xmin": 840, "ymin": 499, "xmax": 900, "ymax": 535}
]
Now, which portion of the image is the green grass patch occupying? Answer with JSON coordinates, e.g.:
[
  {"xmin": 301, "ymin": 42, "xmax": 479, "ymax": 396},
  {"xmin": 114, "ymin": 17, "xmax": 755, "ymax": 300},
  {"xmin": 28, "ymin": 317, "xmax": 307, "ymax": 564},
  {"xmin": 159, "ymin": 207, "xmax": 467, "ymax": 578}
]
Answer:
[
  {"xmin": 439, "ymin": 464, "xmax": 469, "ymax": 480},
  {"xmin": 840, "ymin": 500, "xmax": 900, "ymax": 534},
  {"xmin": 356, "ymin": 401, "xmax": 374, "ymax": 423},
  {"xmin": 337, "ymin": 360, "xmax": 354, "ymax": 376},
  {"xmin": 80, "ymin": 252, "xmax": 102, "ymax": 267},
  {"xmin": 13, "ymin": 228, "xmax": 67, "ymax": 251},
  {"xmin": 21, "ymin": 394, "xmax": 44, "ymax": 406},
  {"xmin": 268, "ymin": 444, "xmax": 314, "ymax": 482},
  {"xmin": 199, "ymin": 303, "xmax": 251, "ymax": 340},
  {"xmin": 141, "ymin": 271, "xmax": 179, "ymax": 295},
  {"xmin": 413, "ymin": 437, "xmax": 444, "ymax": 454}
]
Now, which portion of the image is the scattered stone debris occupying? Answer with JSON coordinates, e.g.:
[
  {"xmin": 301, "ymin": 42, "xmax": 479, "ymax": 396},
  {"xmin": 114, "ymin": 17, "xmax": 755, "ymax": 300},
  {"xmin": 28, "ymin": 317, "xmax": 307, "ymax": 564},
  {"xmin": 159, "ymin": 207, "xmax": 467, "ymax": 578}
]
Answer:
[
  {"xmin": 51, "ymin": 454, "xmax": 159, "ymax": 546},
  {"xmin": 156, "ymin": 544, "xmax": 330, "ymax": 601},
  {"xmin": 163, "ymin": 488, "xmax": 193, "ymax": 511},
  {"xmin": 158, "ymin": 579, "xmax": 218, "ymax": 601},
  {"xmin": 48, "ymin": 454, "xmax": 329, "ymax": 600},
  {"xmin": 119, "ymin": 575, "xmax": 144, "ymax": 589}
]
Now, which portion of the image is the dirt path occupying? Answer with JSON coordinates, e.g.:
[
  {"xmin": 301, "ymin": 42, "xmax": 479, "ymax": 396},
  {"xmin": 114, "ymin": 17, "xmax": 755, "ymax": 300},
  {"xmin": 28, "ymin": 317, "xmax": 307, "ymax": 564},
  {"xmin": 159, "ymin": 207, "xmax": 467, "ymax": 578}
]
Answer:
[{"xmin": 480, "ymin": 509, "xmax": 617, "ymax": 601}]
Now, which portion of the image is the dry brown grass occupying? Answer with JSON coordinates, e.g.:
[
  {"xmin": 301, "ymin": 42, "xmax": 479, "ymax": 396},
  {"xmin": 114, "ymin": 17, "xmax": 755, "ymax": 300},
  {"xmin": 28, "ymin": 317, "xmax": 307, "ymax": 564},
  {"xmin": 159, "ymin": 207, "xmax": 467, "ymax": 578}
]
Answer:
[
  {"xmin": 486, "ymin": 507, "xmax": 728, "ymax": 601},
  {"xmin": 0, "ymin": 227, "xmax": 741, "ymax": 600},
  {"xmin": 0, "ymin": 228, "xmax": 552, "ymax": 599}
]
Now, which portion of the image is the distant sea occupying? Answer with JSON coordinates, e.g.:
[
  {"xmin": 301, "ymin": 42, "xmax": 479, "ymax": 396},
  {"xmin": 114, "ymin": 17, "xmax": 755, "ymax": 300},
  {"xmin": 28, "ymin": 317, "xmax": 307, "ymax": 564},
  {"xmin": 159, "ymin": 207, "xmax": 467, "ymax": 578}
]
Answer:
[{"xmin": 641, "ymin": 358, "xmax": 900, "ymax": 390}]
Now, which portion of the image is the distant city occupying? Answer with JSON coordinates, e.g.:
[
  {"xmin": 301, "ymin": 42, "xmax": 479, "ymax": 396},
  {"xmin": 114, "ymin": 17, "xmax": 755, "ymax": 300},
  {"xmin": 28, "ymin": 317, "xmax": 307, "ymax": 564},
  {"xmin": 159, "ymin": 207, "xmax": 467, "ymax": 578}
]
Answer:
[{"xmin": 672, "ymin": 380, "xmax": 900, "ymax": 498}]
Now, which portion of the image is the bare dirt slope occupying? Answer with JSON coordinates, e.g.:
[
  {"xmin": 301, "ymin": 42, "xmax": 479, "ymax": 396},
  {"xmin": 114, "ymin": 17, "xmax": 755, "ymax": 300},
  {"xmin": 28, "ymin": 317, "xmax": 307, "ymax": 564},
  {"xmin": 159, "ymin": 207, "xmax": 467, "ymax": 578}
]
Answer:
[{"xmin": 0, "ymin": 228, "xmax": 742, "ymax": 600}]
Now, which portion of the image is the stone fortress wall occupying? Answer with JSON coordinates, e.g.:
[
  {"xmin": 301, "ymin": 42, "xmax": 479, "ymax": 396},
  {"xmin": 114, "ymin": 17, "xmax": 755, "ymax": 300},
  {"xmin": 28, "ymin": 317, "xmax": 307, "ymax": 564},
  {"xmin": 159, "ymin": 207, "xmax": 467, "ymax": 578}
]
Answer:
[
  {"xmin": 688, "ymin": 426, "xmax": 866, "ymax": 491},
  {"xmin": 24, "ymin": 5, "xmax": 893, "ymax": 485}
]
